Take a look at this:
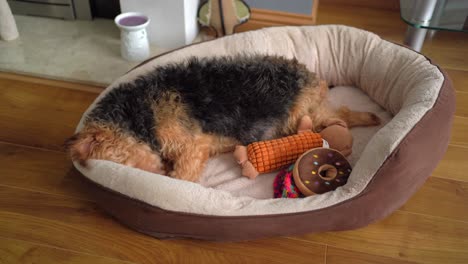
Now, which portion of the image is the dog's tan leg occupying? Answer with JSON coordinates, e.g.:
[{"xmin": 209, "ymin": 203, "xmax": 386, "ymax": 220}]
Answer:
[
  {"xmin": 287, "ymin": 78, "xmax": 380, "ymax": 132},
  {"xmin": 154, "ymin": 91, "xmax": 230, "ymax": 182},
  {"xmin": 281, "ymin": 78, "xmax": 324, "ymax": 135},
  {"xmin": 159, "ymin": 133, "xmax": 214, "ymax": 182},
  {"xmin": 310, "ymin": 107, "xmax": 381, "ymax": 132},
  {"xmin": 169, "ymin": 142, "xmax": 211, "ymax": 182},
  {"xmin": 300, "ymin": 80, "xmax": 381, "ymax": 131},
  {"xmin": 336, "ymin": 106, "xmax": 381, "ymax": 128},
  {"xmin": 161, "ymin": 133, "xmax": 236, "ymax": 182}
]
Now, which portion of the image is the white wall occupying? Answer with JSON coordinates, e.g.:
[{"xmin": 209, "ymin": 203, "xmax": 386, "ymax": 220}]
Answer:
[{"xmin": 120, "ymin": 0, "xmax": 199, "ymax": 49}]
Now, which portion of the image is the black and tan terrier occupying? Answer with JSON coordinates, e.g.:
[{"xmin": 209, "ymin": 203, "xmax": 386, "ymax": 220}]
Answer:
[{"xmin": 65, "ymin": 55, "xmax": 380, "ymax": 182}]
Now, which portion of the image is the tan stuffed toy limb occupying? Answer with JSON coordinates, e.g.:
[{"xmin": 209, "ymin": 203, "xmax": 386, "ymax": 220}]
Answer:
[
  {"xmin": 319, "ymin": 118, "xmax": 353, "ymax": 156},
  {"xmin": 234, "ymin": 116, "xmax": 353, "ymax": 179}
]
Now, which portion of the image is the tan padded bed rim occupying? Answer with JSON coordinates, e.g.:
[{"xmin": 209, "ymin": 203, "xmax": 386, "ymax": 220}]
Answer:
[
  {"xmin": 78, "ymin": 41, "xmax": 455, "ymax": 240},
  {"xmin": 83, "ymin": 63, "xmax": 452, "ymax": 220}
]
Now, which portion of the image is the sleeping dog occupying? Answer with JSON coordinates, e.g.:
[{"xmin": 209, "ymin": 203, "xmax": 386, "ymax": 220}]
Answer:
[{"xmin": 65, "ymin": 55, "xmax": 380, "ymax": 182}]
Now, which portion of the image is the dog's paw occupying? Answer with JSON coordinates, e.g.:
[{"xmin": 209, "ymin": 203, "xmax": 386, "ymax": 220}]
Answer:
[
  {"xmin": 169, "ymin": 169, "xmax": 201, "ymax": 182},
  {"xmin": 168, "ymin": 170, "xmax": 177, "ymax": 178},
  {"xmin": 367, "ymin": 112, "xmax": 381, "ymax": 126}
]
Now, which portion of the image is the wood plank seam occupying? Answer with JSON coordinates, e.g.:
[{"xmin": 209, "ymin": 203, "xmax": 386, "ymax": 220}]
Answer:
[
  {"xmin": 431, "ymin": 175, "xmax": 468, "ymax": 183},
  {"xmin": 324, "ymin": 245, "xmax": 328, "ymax": 264},
  {"xmin": 0, "ymin": 236, "xmax": 137, "ymax": 264},
  {"xmin": 0, "ymin": 140, "xmax": 66, "ymax": 154},
  {"xmin": 395, "ymin": 209, "xmax": 468, "ymax": 225},
  {"xmin": 0, "ymin": 184, "xmax": 95, "ymax": 203},
  {"xmin": 447, "ymin": 143, "xmax": 468, "ymax": 149},
  {"xmin": 0, "ymin": 210, "xmax": 320, "ymax": 264}
]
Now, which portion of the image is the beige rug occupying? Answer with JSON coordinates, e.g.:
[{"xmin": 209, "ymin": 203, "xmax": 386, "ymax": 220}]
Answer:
[{"xmin": 0, "ymin": 15, "xmax": 208, "ymax": 86}]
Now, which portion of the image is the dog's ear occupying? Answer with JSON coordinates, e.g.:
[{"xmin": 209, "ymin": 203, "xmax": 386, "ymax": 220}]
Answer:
[{"xmin": 64, "ymin": 132, "xmax": 99, "ymax": 166}]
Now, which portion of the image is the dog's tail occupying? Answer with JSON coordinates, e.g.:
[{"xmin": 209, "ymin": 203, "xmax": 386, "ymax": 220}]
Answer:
[{"xmin": 336, "ymin": 106, "xmax": 381, "ymax": 128}]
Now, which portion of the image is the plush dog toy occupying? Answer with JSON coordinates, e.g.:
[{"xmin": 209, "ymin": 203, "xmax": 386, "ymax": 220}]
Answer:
[{"xmin": 234, "ymin": 116, "xmax": 353, "ymax": 179}]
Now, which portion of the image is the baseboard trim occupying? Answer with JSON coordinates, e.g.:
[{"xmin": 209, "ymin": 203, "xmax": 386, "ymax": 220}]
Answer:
[
  {"xmin": 0, "ymin": 71, "xmax": 104, "ymax": 93},
  {"xmin": 320, "ymin": 0, "xmax": 399, "ymax": 11},
  {"xmin": 249, "ymin": 7, "xmax": 317, "ymax": 25}
]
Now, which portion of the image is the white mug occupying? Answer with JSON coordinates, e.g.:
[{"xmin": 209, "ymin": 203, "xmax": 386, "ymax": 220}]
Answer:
[{"xmin": 115, "ymin": 12, "xmax": 151, "ymax": 62}]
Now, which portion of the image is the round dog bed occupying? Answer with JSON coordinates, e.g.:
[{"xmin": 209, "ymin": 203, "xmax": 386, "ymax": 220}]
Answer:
[{"xmin": 75, "ymin": 25, "xmax": 454, "ymax": 241}]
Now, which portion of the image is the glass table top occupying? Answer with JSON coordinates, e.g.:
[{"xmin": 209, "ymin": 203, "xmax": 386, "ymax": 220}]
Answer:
[{"xmin": 400, "ymin": 0, "xmax": 468, "ymax": 32}]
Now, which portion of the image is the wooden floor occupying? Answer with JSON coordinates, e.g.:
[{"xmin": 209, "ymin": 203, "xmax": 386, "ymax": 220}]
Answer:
[{"xmin": 1, "ymin": 4, "xmax": 468, "ymax": 264}]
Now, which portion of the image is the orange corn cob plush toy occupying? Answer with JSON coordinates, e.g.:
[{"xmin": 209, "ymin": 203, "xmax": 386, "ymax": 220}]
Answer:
[{"xmin": 234, "ymin": 116, "xmax": 353, "ymax": 179}]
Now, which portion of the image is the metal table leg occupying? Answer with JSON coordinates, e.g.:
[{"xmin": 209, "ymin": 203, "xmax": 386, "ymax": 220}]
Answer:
[
  {"xmin": 427, "ymin": 0, "xmax": 447, "ymax": 39},
  {"xmin": 403, "ymin": 0, "xmax": 438, "ymax": 52}
]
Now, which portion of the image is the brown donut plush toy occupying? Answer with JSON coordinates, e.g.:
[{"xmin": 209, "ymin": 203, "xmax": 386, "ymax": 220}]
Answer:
[{"xmin": 293, "ymin": 148, "xmax": 352, "ymax": 196}]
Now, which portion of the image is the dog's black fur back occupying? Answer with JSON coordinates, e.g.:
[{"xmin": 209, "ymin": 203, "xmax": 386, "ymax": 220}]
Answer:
[{"xmin": 87, "ymin": 55, "xmax": 314, "ymax": 147}]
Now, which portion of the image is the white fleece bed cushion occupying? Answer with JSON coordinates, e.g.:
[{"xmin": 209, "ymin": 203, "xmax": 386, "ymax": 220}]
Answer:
[{"xmin": 74, "ymin": 25, "xmax": 444, "ymax": 216}]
